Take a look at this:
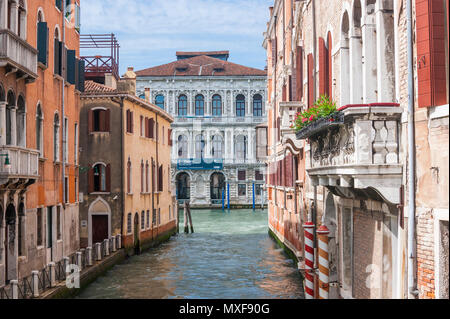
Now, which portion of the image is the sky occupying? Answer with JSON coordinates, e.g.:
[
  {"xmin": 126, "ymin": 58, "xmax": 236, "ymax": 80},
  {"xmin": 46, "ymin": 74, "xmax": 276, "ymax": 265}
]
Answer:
[{"xmin": 80, "ymin": 0, "xmax": 274, "ymax": 75}]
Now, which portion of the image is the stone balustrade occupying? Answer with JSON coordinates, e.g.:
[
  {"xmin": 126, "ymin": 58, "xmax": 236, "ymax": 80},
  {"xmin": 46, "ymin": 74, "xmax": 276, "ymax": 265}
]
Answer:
[
  {"xmin": 302, "ymin": 104, "xmax": 403, "ymax": 204},
  {"xmin": 0, "ymin": 145, "xmax": 39, "ymax": 184},
  {"xmin": 0, "ymin": 29, "xmax": 38, "ymax": 81}
]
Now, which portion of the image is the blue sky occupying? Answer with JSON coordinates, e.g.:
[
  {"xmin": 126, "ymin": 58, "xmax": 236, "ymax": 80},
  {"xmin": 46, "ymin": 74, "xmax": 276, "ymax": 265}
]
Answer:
[{"xmin": 81, "ymin": 0, "xmax": 273, "ymax": 75}]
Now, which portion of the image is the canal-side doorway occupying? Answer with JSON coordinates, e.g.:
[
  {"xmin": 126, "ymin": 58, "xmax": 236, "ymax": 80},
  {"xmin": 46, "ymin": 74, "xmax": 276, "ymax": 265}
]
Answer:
[
  {"xmin": 176, "ymin": 172, "xmax": 191, "ymax": 200},
  {"xmin": 210, "ymin": 172, "xmax": 225, "ymax": 203}
]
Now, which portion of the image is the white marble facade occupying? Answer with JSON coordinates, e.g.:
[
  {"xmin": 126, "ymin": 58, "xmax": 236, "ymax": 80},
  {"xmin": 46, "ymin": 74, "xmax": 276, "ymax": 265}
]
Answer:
[{"xmin": 136, "ymin": 76, "xmax": 268, "ymax": 207}]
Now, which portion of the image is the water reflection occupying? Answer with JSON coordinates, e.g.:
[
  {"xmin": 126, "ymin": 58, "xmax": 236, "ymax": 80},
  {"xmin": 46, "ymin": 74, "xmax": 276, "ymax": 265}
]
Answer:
[{"xmin": 76, "ymin": 209, "xmax": 304, "ymax": 299}]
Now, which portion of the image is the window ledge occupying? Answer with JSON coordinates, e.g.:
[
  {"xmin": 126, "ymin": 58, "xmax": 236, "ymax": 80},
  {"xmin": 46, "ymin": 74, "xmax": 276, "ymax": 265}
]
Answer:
[
  {"xmin": 53, "ymin": 74, "xmax": 64, "ymax": 81},
  {"xmin": 54, "ymin": 161, "xmax": 61, "ymax": 165},
  {"xmin": 89, "ymin": 131, "xmax": 110, "ymax": 135},
  {"xmin": 39, "ymin": 157, "xmax": 47, "ymax": 162},
  {"xmin": 127, "ymin": 193, "xmax": 134, "ymax": 196},
  {"xmin": 38, "ymin": 62, "xmax": 48, "ymax": 70},
  {"xmin": 90, "ymin": 192, "xmax": 110, "ymax": 195},
  {"xmin": 430, "ymin": 104, "xmax": 449, "ymax": 120}
]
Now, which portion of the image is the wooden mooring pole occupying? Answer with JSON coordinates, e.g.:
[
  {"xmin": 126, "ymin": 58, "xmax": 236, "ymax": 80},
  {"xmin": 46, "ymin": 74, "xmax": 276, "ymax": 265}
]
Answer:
[
  {"xmin": 184, "ymin": 202, "xmax": 189, "ymax": 233},
  {"xmin": 186, "ymin": 201, "xmax": 194, "ymax": 233}
]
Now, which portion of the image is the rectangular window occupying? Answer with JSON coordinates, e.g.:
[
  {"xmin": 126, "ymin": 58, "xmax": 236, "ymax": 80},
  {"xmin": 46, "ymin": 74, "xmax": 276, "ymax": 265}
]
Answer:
[
  {"xmin": 152, "ymin": 209, "xmax": 157, "ymax": 226},
  {"xmin": 55, "ymin": 0, "xmax": 62, "ymax": 11},
  {"xmin": 64, "ymin": 118, "xmax": 68, "ymax": 163},
  {"xmin": 37, "ymin": 22, "xmax": 49, "ymax": 66},
  {"xmin": 255, "ymin": 184, "xmax": 263, "ymax": 196},
  {"xmin": 74, "ymin": 177, "xmax": 78, "ymax": 202},
  {"xmin": 127, "ymin": 213, "xmax": 132, "ymax": 234},
  {"xmin": 238, "ymin": 170, "xmax": 246, "ymax": 181},
  {"xmin": 64, "ymin": 177, "xmax": 69, "ymax": 203},
  {"xmin": 47, "ymin": 207, "xmax": 53, "ymax": 249},
  {"xmin": 238, "ymin": 184, "xmax": 247, "ymax": 197},
  {"xmin": 255, "ymin": 170, "xmax": 264, "ymax": 181},
  {"xmin": 158, "ymin": 208, "xmax": 161, "ymax": 225},
  {"xmin": 74, "ymin": 123, "xmax": 78, "ymax": 165},
  {"xmin": 140, "ymin": 116, "xmax": 144, "ymax": 136},
  {"xmin": 146, "ymin": 210, "xmax": 150, "ymax": 229},
  {"xmin": 56, "ymin": 206, "xmax": 61, "ymax": 240},
  {"xmin": 37, "ymin": 208, "xmax": 43, "ymax": 246},
  {"xmin": 141, "ymin": 211, "xmax": 145, "ymax": 230}
]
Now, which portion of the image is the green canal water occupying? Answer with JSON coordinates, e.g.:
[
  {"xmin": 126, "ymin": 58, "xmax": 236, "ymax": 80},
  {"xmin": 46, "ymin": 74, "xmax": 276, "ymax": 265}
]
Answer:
[{"xmin": 76, "ymin": 209, "xmax": 304, "ymax": 299}]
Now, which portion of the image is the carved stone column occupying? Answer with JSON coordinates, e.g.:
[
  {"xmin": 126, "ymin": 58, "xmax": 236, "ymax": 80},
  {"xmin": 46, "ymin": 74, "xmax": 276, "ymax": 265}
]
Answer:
[{"xmin": 0, "ymin": 102, "xmax": 7, "ymax": 145}]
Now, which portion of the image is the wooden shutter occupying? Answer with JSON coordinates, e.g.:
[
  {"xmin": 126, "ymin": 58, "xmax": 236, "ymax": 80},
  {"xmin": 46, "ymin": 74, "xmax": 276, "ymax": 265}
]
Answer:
[
  {"xmin": 66, "ymin": 49, "xmax": 76, "ymax": 84},
  {"xmin": 78, "ymin": 59, "xmax": 85, "ymax": 92},
  {"xmin": 168, "ymin": 129, "xmax": 172, "ymax": 146},
  {"xmin": 99, "ymin": 109, "xmax": 106, "ymax": 132},
  {"xmin": 319, "ymin": 37, "xmax": 328, "ymax": 97},
  {"xmin": 88, "ymin": 166, "xmax": 94, "ymax": 193},
  {"xmin": 416, "ymin": 0, "xmax": 448, "ymax": 107},
  {"xmin": 130, "ymin": 112, "xmax": 134, "ymax": 133},
  {"xmin": 54, "ymin": 39, "xmax": 60, "ymax": 75},
  {"xmin": 308, "ymin": 53, "xmax": 314, "ymax": 107},
  {"xmin": 296, "ymin": 46, "xmax": 303, "ymax": 100},
  {"xmin": 106, "ymin": 164, "xmax": 111, "ymax": 192},
  {"xmin": 37, "ymin": 22, "xmax": 48, "ymax": 66},
  {"xmin": 149, "ymin": 119, "xmax": 154, "ymax": 138},
  {"xmin": 288, "ymin": 75, "xmax": 293, "ymax": 101},
  {"xmin": 88, "ymin": 109, "xmax": 93, "ymax": 133},
  {"xmin": 327, "ymin": 32, "xmax": 333, "ymax": 99},
  {"xmin": 105, "ymin": 109, "xmax": 110, "ymax": 132}
]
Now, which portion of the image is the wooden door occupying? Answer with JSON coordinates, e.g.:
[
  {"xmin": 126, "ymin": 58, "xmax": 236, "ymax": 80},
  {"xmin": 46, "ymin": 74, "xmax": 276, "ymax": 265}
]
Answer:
[{"xmin": 92, "ymin": 215, "xmax": 108, "ymax": 244}]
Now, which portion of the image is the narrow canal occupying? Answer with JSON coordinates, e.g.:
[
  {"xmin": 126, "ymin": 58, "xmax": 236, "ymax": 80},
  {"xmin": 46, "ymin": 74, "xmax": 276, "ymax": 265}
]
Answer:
[{"xmin": 76, "ymin": 209, "xmax": 304, "ymax": 299}]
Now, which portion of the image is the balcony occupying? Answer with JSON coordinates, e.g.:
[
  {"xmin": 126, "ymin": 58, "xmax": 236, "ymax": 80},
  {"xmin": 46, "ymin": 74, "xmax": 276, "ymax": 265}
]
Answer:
[
  {"xmin": 177, "ymin": 158, "xmax": 224, "ymax": 171},
  {"xmin": 0, "ymin": 146, "xmax": 39, "ymax": 186},
  {"xmin": 301, "ymin": 104, "xmax": 403, "ymax": 204},
  {"xmin": 279, "ymin": 101, "xmax": 306, "ymax": 150},
  {"xmin": 0, "ymin": 29, "xmax": 38, "ymax": 81},
  {"xmin": 174, "ymin": 116, "xmax": 266, "ymax": 126}
]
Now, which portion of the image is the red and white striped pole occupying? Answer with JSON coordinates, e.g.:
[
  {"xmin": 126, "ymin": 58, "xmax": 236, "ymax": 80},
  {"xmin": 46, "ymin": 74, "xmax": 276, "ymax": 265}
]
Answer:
[
  {"xmin": 303, "ymin": 221, "xmax": 315, "ymax": 299},
  {"xmin": 317, "ymin": 225, "xmax": 330, "ymax": 299}
]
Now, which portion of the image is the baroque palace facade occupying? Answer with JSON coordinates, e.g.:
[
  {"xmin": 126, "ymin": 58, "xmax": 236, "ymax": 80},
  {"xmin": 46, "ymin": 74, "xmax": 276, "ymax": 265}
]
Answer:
[
  {"xmin": 265, "ymin": 0, "xmax": 448, "ymax": 299},
  {"xmin": 135, "ymin": 51, "xmax": 268, "ymax": 208}
]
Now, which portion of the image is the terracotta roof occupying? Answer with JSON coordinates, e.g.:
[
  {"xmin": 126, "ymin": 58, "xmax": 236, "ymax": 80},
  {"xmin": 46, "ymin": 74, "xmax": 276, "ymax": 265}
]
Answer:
[
  {"xmin": 176, "ymin": 50, "xmax": 229, "ymax": 57},
  {"xmin": 85, "ymin": 80, "xmax": 116, "ymax": 93},
  {"xmin": 135, "ymin": 55, "xmax": 267, "ymax": 77}
]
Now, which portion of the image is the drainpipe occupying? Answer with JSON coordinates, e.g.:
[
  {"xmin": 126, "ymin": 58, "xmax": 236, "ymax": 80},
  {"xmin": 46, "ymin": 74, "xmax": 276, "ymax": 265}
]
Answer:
[
  {"xmin": 61, "ymin": 1, "xmax": 66, "ymax": 258},
  {"xmin": 120, "ymin": 97, "xmax": 125, "ymax": 243},
  {"xmin": 311, "ymin": 0, "xmax": 318, "ymax": 269},
  {"xmin": 406, "ymin": 0, "xmax": 419, "ymax": 299}
]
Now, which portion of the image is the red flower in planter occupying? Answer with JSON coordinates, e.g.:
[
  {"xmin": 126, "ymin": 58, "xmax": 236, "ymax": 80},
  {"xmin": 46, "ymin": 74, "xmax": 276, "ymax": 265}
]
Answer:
[
  {"xmin": 302, "ymin": 117, "xmax": 307, "ymax": 123},
  {"xmin": 309, "ymin": 115, "xmax": 314, "ymax": 121},
  {"xmin": 329, "ymin": 118, "xmax": 335, "ymax": 122}
]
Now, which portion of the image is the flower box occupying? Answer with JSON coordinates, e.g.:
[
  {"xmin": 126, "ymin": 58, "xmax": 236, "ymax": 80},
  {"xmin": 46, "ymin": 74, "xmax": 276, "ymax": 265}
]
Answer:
[{"xmin": 295, "ymin": 111, "xmax": 344, "ymax": 140}]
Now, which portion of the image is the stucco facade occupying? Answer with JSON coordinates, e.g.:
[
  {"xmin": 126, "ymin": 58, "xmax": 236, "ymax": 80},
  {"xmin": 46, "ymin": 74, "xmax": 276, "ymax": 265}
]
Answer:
[{"xmin": 1, "ymin": 0, "xmax": 81, "ymax": 286}]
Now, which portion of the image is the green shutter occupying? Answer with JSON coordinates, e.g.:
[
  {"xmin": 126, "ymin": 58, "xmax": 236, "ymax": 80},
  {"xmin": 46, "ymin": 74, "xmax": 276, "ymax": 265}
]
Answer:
[
  {"xmin": 56, "ymin": 0, "xmax": 62, "ymax": 10},
  {"xmin": 54, "ymin": 40, "xmax": 63, "ymax": 76},
  {"xmin": 67, "ymin": 50, "xmax": 76, "ymax": 84},
  {"xmin": 37, "ymin": 22, "xmax": 48, "ymax": 66}
]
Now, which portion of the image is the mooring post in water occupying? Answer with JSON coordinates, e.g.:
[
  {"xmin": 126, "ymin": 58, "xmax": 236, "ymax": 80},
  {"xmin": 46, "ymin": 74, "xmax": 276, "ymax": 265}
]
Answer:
[
  {"xmin": 252, "ymin": 182, "xmax": 255, "ymax": 212},
  {"xmin": 317, "ymin": 225, "xmax": 330, "ymax": 299},
  {"xmin": 227, "ymin": 183, "xmax": 230, "ymax": 212},
  {"xmin": 222, "ymin": 187, "xmax": 225, "ymax": 212},
  {"xmin": 303, "ymin": 221, "xmax": 315, "ymax": 299},
  {"xmin": 184, "ymin": 202, "xmax": 189, "ymax": 233},
  {"xmin": 261, "ymin": 187, "xmax": 264, "ymax": 210},
  {"xmin": 186, "ymin": 201, "xmax": 194, "ymax": 233}
]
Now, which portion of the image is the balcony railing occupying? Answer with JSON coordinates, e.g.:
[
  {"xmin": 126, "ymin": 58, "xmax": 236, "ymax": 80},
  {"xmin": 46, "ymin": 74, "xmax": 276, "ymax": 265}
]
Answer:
[
  {"xmin": 303, "ymin": 104, "xmax": 403, "ymax": 204},
  {"xmin": 0, "ymin": 29, "xmax": 38, "ymax": 80},
  {"xmin": 177, "ymin": 158, "xmax": 224, "ymax": 171},
  {"xmin": 279, "ymin": 101, "xmax": 306, "ymax": 149},
  {"xmin": 0, "ymin": 146, "xmax": 39, "ymax": 182},
  {"xmin": 174, "ymin": 116, "xmax": 266, "ymax": 125}
]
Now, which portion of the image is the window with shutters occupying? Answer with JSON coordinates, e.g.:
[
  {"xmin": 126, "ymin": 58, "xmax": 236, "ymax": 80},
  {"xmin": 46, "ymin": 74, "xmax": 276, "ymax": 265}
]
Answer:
[
  {"xmin": 149, "ymin": 118, "xmax": 155, "ymax": 138},
  {"xmin": 53, "ymin": 113, "xmax": 60, "ymax": 162},
  {"xmin": 146, "ymin": 210, "xmax": 150, "ymax": 228},
  {"xmin": 36, "ymin": 104, "xmax": 44, "ymax": 157},
  {"xmin": 296, "ymin": 46, "xmax": 304, "ymax": 101},
  {"xmin": 146, "ymin": 161, "xmax": 149, "ymax": 193},
  {"xmin": 55, "ymin": 0, "xmax": 63, "ymax": 11},
  {"xmin": 140, "ymin": 161, "xmax": 144, "ymax": 193},
  {"xmin": 140, "ymin": 116, "xmax": 144, "ymax": 136},
  {"xmin": 66, "ymin": 50, "xmax": 76, "ymax": 85},
  {"xmin": 238, "ymin": 170, "xmax": 246, "ymax": 181},
  {"xmin": 158, "ymin": 165, "xmax": 163, "ymax": 192},
  {"xmin": 37, "ymin": 19, "xmax": 49, "ymax": 67},
  {"xmin": 91, "ymin": 108, "xmax": 110, "ymax": 132},
  {"xmin": 54, "ymin": 28, "xmax": 62, "ymax": 76},
  {"xmin": 141, "ymin": 211, "xmax": 145, "ymax": 230},
  {"xmin": 74, "ymin": 123, "xmax": 78, "ymax": 165},
  {"xmin": 152, "ymin": 208, "xmax": 157, "ymax": 226},
  {"xmin": 36, "ymin": 208, "xmax": 43, "ymax": 247},
  {"xmin": 126, "ymin": 110, "xmax": 134, "ymax": 133},
  {"xmin": 416, "ymin": 0, "xmax": 450, "ymax": 107}
]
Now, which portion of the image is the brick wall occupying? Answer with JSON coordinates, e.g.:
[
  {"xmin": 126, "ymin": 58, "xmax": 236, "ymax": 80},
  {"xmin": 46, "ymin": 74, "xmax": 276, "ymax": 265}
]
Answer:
[{"xmin": 416, "ymin": 209, "xmax": 435, "ymax": 299}]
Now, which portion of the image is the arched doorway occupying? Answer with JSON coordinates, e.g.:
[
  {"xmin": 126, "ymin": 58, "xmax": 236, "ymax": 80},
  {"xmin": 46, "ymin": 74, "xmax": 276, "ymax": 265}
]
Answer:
[
  {"xmin": 324, "ymin": 192, "xmax": 338, "ymax": 298},
  {"xmin": 5, "ymin": 204, "xmax": 17, "ymax": 283},
  {"xmin": 176, "ymin": 172, "xmax": 190, "ymax": 200},
  {"xmin": 210, "ymin": 172, "xmax": 225, "ymax": 202},
  {"xmin": 133, "ymin": 213, "xmax": 140, "ymax": 255},
  {"xmin": 88, "ymin": 198, "xmax": 111, "ymax": 247}
]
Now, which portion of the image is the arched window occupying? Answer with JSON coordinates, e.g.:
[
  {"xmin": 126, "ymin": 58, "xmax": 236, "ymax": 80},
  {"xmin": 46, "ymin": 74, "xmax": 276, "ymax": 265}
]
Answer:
[
  {"xmin": 195, "ymin": 95, "xmax": 204, "ymax": 116},
  {"xmin": 178, "ymin": 95, "xmax": 188, "ymax": 116},
  {"xmin": 36, "ymin": 104, "xmax": 43, "ymax": 156},
  {"xmin": 127, "ymin": 158, "xmax": 132, "ymax": 194},
  {"xmin": 145, "ymin": 161, "xmax": 149, "ymax": 192},
  {"xmin": 6, "ymin": 90, "xmax": 15, "ymax": 145},
  {"xmin": 155, "ymin": 95, "xmax": 165, "ymax": 109},
  {"xmin": 140, "ymin": 161, "xmax": 144, "ymax": 193},
  {"xmin": 177, "ymin": 135, "xmax": 188, "ymax": 159},
  {"xmin": 235, "ymin": 135, "xmax": 247, "ymax": 160},
  {"xmin": 93, "ymin": 163, "xmax": 107, "ymax": 192},
  {"xmin": 195, "ymin": 135, "xmax": 205, "ymax": 159},
  {"xmin": 16, "ymin": 95, "xmax": 26, "ymax": 147},
  {"xmin": 212, "ymin": 94, "xmax": 222, "ymax": 116},
  {"xmin": 211, "ymin": 135, "xmax": 223, "ymax": 159},
  {"xmin": 350, "ymin": 1, "xmax": 363, "ymax": 104},
  {"xmin": 18, "ymin": 0, "xmax": 27, "ymax": 39},
  {"xmin": 53, "ymin": 113, "xmax": 60, "ymax": 161},
  {"xmin": 253, "ymin": 94, "xmax": 263, "ymax": 117},
  {"xmin": 236, "ymin": 94, "xmax": 245, "ymax": 117},
  {"xmin": 127, "ymin": 213, "xmax": 132, "ymax": 234},
  {"xmin": 340, "ymin": 11, "xmax": 351, "ymax": 106},
  {"xmin": 54, "ymin": 27, "xmax": 62, "ymax": 75}
]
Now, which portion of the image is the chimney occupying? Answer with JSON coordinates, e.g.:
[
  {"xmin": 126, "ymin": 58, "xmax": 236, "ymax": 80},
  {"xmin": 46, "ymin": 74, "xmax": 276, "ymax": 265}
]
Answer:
[
  {"xmin": 144, "ymin": 88, "xmax": 150, "ymax": 102},
  {"xmin": 269, "ymin": 6, "xmax": 273, "ymax": 16},
  {"xmin": 104, "ymin": 73, "xmax": 117, "ymax": 90},
  {"xmin": 118, "ymin": 66, "xmax": 137, "ymax": 95}
]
